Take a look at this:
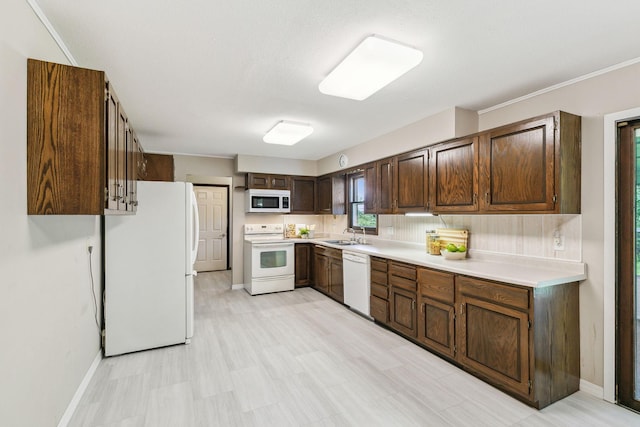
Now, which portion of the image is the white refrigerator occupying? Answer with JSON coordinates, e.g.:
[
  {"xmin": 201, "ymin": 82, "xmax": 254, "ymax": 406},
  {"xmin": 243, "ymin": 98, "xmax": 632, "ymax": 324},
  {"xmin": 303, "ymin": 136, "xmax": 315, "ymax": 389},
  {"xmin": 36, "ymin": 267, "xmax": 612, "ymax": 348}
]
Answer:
[{"xmin": 104, "ymin": 181, "xmax": 199, "ymax": 356}]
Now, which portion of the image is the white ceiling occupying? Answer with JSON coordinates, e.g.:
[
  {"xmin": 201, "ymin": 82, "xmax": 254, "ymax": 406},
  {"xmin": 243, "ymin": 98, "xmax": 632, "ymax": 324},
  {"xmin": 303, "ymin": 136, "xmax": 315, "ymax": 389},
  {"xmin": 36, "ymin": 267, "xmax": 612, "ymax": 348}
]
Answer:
[{"xmin": 33, "ymin": 0, "xmax": 640, "ymax": 160}]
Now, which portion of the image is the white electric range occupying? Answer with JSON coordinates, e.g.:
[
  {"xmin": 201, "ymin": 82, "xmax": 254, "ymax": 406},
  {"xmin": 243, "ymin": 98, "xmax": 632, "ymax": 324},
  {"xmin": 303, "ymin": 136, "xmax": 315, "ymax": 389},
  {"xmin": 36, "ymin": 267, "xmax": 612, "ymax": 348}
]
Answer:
[{"xmin": 243, "ymin": 224, "xmax": 295, "ymax": 295}]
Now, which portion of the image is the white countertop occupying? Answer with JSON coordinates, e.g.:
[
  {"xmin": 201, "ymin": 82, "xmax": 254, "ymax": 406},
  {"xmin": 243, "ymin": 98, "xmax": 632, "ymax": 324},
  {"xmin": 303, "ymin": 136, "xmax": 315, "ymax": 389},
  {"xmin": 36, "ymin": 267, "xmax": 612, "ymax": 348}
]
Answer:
[{"xmin": 291, "ymin": 237, "xmax": 587, "ymax": 288}]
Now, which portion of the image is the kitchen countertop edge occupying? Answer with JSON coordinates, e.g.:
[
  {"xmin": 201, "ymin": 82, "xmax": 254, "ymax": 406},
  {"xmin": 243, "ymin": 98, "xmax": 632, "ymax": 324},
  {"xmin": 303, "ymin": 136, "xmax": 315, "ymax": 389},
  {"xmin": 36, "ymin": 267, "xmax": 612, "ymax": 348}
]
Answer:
[{"xmin": 290, "ymin": 237, "xmax": 587, "ymax": 289}]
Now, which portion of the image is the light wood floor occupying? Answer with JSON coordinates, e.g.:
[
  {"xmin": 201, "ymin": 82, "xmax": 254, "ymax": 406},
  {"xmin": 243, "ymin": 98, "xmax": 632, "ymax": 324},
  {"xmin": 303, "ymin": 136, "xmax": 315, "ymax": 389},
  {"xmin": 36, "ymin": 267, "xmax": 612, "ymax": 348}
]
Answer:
[{"xmin": 69, "ymin": 271, "xmax": 640, "ymax": 426}]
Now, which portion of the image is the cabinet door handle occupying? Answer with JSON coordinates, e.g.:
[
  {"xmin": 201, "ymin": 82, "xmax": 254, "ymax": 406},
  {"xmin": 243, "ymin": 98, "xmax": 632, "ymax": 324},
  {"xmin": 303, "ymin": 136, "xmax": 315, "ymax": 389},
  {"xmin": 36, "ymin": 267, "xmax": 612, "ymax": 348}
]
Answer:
[
  {"xmin": 473, "ymin": 193, "xmax": 477, "ymax": 205},
  {"xmin": 421, "ymin": 303, "xmax": 425, "ymax": 313},
  {"xmin": 484, "ymin": 192, "xmax": 489, "ymax": 204},
  {"xmin": 114, "ymin": 184, "xmax": 124, "ymax": 200},
  {"xmin": 460, "ymin": 303, "xmax": 465, "ymax": 315},
  {"xmin": 412, "ymin": 300, "xmax": 415, "ymax": 310}
]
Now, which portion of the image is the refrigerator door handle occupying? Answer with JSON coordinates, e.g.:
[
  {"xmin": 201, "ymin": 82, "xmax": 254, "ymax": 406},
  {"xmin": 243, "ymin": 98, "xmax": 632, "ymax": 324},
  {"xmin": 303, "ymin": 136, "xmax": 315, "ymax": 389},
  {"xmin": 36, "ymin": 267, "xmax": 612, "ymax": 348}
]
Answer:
[{"xmin": 190, "ymin": 189, "xmax": 200, "ymax": 266}]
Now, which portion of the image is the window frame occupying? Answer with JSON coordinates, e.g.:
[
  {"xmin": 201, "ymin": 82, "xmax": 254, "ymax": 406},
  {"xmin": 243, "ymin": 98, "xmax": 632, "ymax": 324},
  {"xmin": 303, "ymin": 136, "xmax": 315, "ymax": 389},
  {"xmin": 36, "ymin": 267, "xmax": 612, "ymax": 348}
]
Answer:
[{"xmin": 347, "ymin": 171, "xmax": 378, "ymax": 235}]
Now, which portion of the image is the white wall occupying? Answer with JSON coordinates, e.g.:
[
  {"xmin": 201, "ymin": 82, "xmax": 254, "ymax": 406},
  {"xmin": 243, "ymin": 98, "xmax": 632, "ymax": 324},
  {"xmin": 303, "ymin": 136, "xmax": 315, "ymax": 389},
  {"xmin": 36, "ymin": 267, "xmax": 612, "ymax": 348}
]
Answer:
[
  {"xmin": 0, "ymin": 2, "xmax": 102, "ymax": 426},
  {"xmin": 366, "ymin": 214, "xmax": 582, "ymax": 260},
  {"xmin": 236, "ymin": 154, "xmax": 317, "ymax": 176},
  {"xmin": 316, "ymin": 107, "xmax": 478, "ymax": 176}
]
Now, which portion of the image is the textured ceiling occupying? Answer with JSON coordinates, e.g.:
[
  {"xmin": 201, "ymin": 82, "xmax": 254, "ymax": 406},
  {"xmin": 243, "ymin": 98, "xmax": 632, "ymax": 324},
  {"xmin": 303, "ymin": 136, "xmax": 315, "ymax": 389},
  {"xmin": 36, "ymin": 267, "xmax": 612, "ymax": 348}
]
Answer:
[{"xmin": 33, "ymin": 0, "xmax": 640, "ymax": 160}]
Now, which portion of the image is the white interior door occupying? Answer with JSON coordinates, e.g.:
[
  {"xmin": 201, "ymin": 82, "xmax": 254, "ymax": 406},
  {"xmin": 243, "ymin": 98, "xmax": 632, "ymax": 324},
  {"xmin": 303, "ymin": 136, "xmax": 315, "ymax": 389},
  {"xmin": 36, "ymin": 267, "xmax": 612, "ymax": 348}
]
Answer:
[{"xmin": 194, "ymin": 186, "xmax": 228, "ymax": 271}]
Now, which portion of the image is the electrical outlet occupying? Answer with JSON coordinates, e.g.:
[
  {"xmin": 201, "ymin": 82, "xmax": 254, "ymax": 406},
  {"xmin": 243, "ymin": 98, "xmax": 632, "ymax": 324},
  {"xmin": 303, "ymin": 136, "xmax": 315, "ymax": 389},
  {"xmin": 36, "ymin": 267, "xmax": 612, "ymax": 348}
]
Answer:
[{"xmin": 553, "ymin": 230, "xmax": 564, "ymax": 251}]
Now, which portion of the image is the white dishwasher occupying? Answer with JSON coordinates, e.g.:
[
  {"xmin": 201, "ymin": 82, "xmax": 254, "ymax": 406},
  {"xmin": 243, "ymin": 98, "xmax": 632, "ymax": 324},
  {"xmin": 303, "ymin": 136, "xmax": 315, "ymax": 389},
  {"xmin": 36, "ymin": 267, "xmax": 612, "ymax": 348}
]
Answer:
[{"xmin": 342, "ymin": 250, "xmax": 371, "ymax": 318}]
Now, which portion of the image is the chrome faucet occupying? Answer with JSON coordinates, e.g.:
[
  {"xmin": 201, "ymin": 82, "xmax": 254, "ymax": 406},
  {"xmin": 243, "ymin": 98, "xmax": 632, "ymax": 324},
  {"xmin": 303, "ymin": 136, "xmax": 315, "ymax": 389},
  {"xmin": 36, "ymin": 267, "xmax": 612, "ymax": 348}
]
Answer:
[
  {"xmin": 343, "ymin": 227, "xmax": 356, "ymax": 241},
  {"xmin": 359, "ymin": 228, "xmax": 366, "ymax": 244}
]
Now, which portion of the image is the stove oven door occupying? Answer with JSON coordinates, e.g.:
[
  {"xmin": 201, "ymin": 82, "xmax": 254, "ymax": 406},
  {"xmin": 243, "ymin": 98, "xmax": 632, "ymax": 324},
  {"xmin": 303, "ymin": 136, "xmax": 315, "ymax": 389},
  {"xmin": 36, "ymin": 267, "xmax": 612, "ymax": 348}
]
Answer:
[{"xmin": 251, "ymin": 242, "xmax": 295, "ymax": 278}]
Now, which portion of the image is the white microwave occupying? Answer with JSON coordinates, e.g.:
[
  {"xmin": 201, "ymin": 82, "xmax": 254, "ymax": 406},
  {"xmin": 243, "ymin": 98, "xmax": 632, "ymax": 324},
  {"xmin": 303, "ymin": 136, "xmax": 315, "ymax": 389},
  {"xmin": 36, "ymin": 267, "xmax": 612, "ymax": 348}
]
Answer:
[{"xmin": 245, "ymin": 189, "xmax": 291, "ymax": 213}]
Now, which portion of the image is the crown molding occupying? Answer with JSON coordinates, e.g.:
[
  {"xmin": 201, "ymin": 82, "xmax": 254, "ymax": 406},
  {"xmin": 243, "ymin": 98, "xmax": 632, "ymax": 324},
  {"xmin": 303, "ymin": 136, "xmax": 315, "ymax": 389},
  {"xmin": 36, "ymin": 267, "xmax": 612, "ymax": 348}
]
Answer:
[
  {"xmin": 26, "ymin": 0, "xmax": 77, "ymax": 66},
  {"xmin": 479, "ymin": 56, "xmax": 640, "ymax": 115}
]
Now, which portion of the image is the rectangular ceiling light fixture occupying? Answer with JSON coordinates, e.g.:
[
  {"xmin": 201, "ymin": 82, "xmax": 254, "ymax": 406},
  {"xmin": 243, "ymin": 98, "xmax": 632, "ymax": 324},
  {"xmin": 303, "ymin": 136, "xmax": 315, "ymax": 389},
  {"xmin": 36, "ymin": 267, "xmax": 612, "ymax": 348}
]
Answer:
[
  {"xmin": 263, "ymin": 120, "xmax": 314, "ymax": 145},
  {"xmin": 318, "ymin": 34, "xmax": 423, "ymax": 101}
]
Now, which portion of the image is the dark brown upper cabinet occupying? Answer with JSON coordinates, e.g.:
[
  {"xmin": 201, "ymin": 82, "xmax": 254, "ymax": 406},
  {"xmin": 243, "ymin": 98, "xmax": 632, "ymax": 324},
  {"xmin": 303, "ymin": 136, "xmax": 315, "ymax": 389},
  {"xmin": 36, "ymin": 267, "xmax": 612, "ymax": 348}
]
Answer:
[
  {"xmin": 395, "ymin": 149, "xmax": 429, "ymax": 213},
  {"xmin": 362, "ymin": 162, "xmax": 377, "ymax": 214},
  {"xmin": 316, "ymin": 174, "xmax": 346, "ymax": 214},
  {"xmin": 376, "ymin": 157, "xmax": 395, "ymax": 214},
  {"xmin": 27, "ymin": 59, "xmax": 140, "ymax": 215},
  {"xmin": 291, "ymin": 176, "xmax": 316, "ymax": 214},
  {"xmin": 246, "ymin": 173, "xmax": 290, "ymax": 190},
  {"xmin": 429, "ymin": 137, "xmax": 479, "ymax": 213},
  {"xmin": 479, "ymin": 111, "xmax": 581, "ymax": 214},
  {"xmin": 366, "ymin": 150, "xmax": 428, "ymax": 215},
  {"xmin": 239, "ymin": 110, "xmax": 579, "ymax": 217},
  {"xmin": 126, "ymin": 129, "xmax": 140, "ymax": 213},
  {"xmin": 139, "ymin": 153, "xmax": 174, "ymax": 182}
]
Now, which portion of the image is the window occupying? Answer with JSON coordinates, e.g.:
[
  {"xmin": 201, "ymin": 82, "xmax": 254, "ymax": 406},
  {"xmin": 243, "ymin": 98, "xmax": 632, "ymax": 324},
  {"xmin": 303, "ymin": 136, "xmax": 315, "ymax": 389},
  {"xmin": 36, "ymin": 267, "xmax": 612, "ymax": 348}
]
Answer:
[{"xmin": 348, "ymin": 172, "xmax": 377, "ymax": 233}]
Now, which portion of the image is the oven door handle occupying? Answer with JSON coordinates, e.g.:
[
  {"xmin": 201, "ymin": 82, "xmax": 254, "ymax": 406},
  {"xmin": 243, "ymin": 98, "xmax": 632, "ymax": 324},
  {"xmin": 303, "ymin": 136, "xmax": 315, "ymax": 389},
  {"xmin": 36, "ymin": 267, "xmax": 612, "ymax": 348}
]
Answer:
[{"xmin": 252, "ymin": 243, "xmax": 294, "ymax": 249}]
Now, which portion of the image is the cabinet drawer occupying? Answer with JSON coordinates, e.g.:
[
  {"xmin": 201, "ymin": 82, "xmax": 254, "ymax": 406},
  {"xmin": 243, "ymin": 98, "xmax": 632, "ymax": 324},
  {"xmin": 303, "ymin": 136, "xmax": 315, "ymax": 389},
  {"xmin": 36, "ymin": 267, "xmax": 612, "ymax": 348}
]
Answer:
[
  {"xmin": 370, "ymin": 296, "xmax": 388, "ymax": 323},
  {"xmin": 389, "ymin": 261, "xmax": 417, "ymax": 281},
  {"xmin": 327, "ymin": 248, "xmax": 342, "ymax": 259},
  {"xmin": 457, "ymin": 275, "xmax": 530, "ymax": 311},
  {"xmin": 390, "ymin": 275, "xmax": 417, "ymax": 292},
  {"xmin": 371, "ymin": 282, "xmax": 388, "ymax": 299},
  {"xmin": 371, "ymin": 257, "xmax": 388, "ymax": 272},
  {"xmin": 314, "ymin": 245, "xmax": 329, "ymax": 256},
  {"xmin": 314, "ymin": 245, "xmax": 341, "ymax": 259},
  {"xmin": 418, "ymin": 268, "xmax": 455, "ymax": 304},
  {"xmin": 371, "ymin": 269, "xmax": 388, "ymax": 286}
]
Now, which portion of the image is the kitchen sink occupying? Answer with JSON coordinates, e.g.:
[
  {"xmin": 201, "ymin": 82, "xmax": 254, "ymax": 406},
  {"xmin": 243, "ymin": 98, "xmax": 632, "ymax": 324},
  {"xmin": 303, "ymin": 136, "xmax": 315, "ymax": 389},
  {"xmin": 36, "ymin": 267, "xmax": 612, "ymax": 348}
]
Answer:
[{"xmin": 322, "ymin": 239, "xmax": 359, "ymax": 246}]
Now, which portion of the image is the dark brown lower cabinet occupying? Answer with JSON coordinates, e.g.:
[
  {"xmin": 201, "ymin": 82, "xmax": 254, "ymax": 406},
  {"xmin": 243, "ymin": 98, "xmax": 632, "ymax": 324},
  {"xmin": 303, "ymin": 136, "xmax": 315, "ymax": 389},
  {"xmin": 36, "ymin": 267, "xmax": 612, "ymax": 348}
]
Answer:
[
  {"xmin": 370, "ymin": 257, "xmax": 389, "ymax": 324},
  {"xmin": 295, "ymin": 243, "xmax": 313, "ymax": 287},
  {"xmin": 390, "ymin": 286, "xmax": 417, "ymax": 337},
  {"xmin": 313, "ymin": 248, "xmax": 330, "ymax": 295},
  {"xmin": 323, "ymin": 250, "xmax": 579, "ymax": 409},
  {"xmin": 389, "ymin": 261, "xmax": 418, "ymax": 337},
  {"xmin": 418, "ymin": 297, "xmax": 455, "ymax": 359},
  {"xmin": 370, "ymin": 295, "xmax": 389, "ymax": 324},
  {"xmin": 313, "ymin": 245, "xmax": 343, "ymax": 303},
  {"xmin": 417, "ymin": 268, "xmax": 456, "ymax": 359},
  {"xmin": 456, "ymin": 275, "xmax": 580, "ymax": 409},
  {"xmin": 328, "ymin": 256, "xmax": 343, "ymax": 303},
  {"xmin": 457, "ymin": 291, "xmax": 530, "ymax": 397}
]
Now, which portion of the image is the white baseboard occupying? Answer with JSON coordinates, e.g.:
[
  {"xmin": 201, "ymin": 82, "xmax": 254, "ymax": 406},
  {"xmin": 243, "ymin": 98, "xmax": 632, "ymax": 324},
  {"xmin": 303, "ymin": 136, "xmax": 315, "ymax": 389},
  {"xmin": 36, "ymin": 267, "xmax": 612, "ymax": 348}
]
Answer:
[
  {"xmin": 580, "ymin": 379, "xmax": 605, "ymax": 399},
  {"xmin": 231, "ymin": 284, "xmax": 244, "ymax": 290},
  {"xmin": 57, "ymin": 349, "xmax": 102, "ymax": 427}
]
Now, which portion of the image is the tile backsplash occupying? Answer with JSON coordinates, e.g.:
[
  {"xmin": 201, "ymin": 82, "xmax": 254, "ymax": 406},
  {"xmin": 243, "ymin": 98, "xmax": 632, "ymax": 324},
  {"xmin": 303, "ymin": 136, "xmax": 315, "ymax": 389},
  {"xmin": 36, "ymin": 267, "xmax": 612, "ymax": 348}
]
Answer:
[{"xmin": 319, "ymin": 214, "xmax": 582, "ymax": 261}]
